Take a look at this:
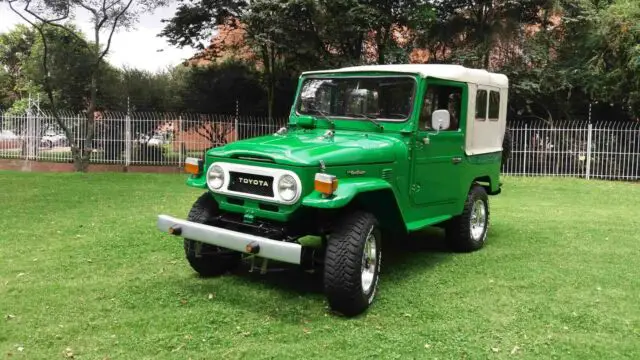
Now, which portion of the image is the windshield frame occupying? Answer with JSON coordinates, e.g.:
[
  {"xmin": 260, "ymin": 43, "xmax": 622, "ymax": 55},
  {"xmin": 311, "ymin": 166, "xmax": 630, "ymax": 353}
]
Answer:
[{"xmin": 293, "ymin": 74, "xmax": 419, "ymax": 123}]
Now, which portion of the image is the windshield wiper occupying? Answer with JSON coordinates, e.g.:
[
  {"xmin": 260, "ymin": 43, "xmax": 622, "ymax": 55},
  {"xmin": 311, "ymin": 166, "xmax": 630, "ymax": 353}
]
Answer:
[
  {"xmin": 348, "ymin": 113, "xmax": 383, "ymax": 130},
  {"xmin": 310, "ymin": 108, "xmax": 335, "ymax": 129}
]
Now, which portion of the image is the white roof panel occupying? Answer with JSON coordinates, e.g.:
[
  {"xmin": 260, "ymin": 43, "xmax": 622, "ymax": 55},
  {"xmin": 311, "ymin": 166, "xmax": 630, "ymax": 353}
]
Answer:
[{"xmin": 301, "ymin": 64, "xmax": 508, "ymax": 88}]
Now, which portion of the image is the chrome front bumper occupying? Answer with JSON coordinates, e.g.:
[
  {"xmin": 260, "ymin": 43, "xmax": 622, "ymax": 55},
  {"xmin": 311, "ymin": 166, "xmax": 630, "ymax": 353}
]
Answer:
[{"xmin": 157, "ymin": 215, "xmax": 302, "ymax": 265}]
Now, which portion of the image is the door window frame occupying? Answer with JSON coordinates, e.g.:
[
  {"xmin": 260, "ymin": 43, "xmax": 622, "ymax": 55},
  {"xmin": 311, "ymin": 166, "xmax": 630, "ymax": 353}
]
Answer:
[{"xmin": 417, "ymin": 78, "xmax": 468, "ymax": 134}]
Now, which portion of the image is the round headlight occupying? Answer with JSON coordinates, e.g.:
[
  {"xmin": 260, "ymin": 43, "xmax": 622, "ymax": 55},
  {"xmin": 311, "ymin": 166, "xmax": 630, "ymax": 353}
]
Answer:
[
  {"xmin": 278, "ymin": 175, "xmax": 298, "ymax": 202},
  {"xmin": 207, "ymin": 165, "xmax": 225, "ymax": 190}
]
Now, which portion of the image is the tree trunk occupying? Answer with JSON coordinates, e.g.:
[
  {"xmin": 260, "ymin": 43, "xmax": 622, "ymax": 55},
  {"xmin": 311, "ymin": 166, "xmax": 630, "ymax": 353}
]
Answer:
[
  {"xmin": 377, "ymin": 25, "xmax": 392, "ymax": 65},
  {"xmin": 70, "ymin": 27, "xmax": 102, "ymax": 172},
  {"xmin": 80, "ymin": 69, "xmax": 98, "ymax": 172},
  {"xmin": 484, "ymin": 46, "xmax": 491, "ymax": 69},
  {"xmin": 262, "ymin": 44, "xmax": 275, "ymax": 121},
  {"xmin": 269, "ymin": 44, "xmax": 275, "ymax": 121},
  {"xmin": 376, "ymin": 30, "xmax": 385, "ymax": 64}
]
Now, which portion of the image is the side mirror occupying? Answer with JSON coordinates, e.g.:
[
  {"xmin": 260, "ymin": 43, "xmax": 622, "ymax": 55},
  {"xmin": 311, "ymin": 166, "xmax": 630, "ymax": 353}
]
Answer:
[{"xmin": 431, "ymin": 110, "xmax": 451, "ymax": 131}]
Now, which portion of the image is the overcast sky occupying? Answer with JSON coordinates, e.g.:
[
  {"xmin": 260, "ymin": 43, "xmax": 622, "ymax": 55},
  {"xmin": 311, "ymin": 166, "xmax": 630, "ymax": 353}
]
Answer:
[{"xmin": 0, "ymin": 2, "xmax": 197, "ymax": 72}]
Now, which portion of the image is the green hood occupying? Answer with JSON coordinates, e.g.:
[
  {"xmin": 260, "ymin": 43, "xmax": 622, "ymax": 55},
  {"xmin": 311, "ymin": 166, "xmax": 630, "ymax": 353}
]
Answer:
[{"xmin": 208, "ymin": 129, "xmax": 400, "ymax": 167}]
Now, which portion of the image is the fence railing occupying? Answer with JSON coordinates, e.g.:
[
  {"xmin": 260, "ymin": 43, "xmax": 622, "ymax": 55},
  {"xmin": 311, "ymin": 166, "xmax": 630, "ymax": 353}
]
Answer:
[
  {"xmin": 501, "ymin": 120, "xmax": 640, "ymax": 181},
  {"xmin": 0, "ymin": 110, "xmax": 288, "ymax": 166},
  {"xmin": 1, "ymin": 111, "xmax": 639, "ymax": 180}
]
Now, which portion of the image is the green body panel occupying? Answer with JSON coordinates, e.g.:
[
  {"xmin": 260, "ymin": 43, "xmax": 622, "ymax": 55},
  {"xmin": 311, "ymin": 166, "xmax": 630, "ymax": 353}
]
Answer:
[
  {"xmin": 186, "ymin": 175, "xmax": 207, "ymax": 189},
  {"xmin": 216, "ymin": 196, "xmax": 298, "ymax": 222},
  {"xmin": 302, "ymin": 178, "xmax": 393, "ymax": 209},
  {"xmin": 186, "ymin": 70, "xmax": 505, "ymax": 233},
  {"xmin": 207, "ymin": 129, "xmax": 403, "ymax": 167}
]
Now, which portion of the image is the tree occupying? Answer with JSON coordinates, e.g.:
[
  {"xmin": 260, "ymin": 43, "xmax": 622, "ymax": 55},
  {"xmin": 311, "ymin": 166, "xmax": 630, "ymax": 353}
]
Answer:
[
  {"xmin": 24, "ymin": 24, "xmax": 97, "ymax": 111},
  {"xmin": 159, "ymin": 0, "xmax": 437, "ymax": 117},
  {"xmin": 180, "ymin": 60, "xmax": 265, "ymax": 114},
  {"xmin": 424, "ymin": 0, "xmax": 547, "ymax": 69},
  {"xmin": 159, "ymin": 0, "xmax": 249, "ymax": 50},
  {"xmin": 5, "ymin": 0, "xmax": 167, "ymax": 171},
  {"xmin": 499, "ymin": 0, "xmax": 640, "ymax": 123},
  {"xmin": 159, "ymin": 0, "xmax": 638, "ymax": 123},
  {"xmin": 0, "ymin": 24, "xmax": 37, "ymax": 111},
  {"xmin": 0, "ymin": 68, "xmax": 12, "ymax": 110},
  {"xmin": 572, "ymin": 0, "xmax": 640, "ymax": 118}
]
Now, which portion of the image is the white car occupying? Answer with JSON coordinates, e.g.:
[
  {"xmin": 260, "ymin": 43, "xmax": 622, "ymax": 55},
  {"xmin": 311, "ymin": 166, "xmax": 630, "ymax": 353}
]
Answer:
[
  {"xmin": 41, "ymin": 130, "xmax": 67, "ymax": 148},
  {"xmin": 0, "ymin": 130, "xmax": 19, "ymax": 140}
]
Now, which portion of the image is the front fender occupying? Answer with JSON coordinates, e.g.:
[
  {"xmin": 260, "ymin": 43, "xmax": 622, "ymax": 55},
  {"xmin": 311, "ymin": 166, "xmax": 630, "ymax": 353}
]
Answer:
[
  {"xmin": 302, "ymin": 178, "xmax": 392, "ymax": 209},
  {"xmin": 186, "ymin": 174, "xmax": 207, "ymax": 189}
]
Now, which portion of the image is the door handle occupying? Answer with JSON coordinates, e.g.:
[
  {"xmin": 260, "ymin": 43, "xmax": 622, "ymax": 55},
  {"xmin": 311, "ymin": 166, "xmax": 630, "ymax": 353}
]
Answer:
[{"xmin": 452, "ymin": 157, "xmax": 462, "ymax": 164}]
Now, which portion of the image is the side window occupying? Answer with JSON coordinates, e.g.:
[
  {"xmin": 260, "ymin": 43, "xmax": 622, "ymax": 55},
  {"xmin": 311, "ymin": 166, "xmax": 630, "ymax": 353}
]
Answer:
[
  {"xmin": 419, "ymin": 84, "xmax": 463, "ymax": 131},
  {"xmin": 476, "ymin": 90, "xmax": 487, "ymax": 121},
  {"xmin": 488, "ymin": 90, "xmax": 500, "ymax": 121}
]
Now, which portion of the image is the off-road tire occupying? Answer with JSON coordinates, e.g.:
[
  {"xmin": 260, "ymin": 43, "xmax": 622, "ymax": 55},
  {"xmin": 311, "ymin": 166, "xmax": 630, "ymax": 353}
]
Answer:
[
  {"xmin": 184, "ymin": 192, "xmax": 241, "ymax": 277},
  {"xmin": 323, "ymin": 211, "xmax": 382, "ymax": 317},
  {"xmin": 445, "ymin": 185, "xmax": 489, "ymax": 252}
]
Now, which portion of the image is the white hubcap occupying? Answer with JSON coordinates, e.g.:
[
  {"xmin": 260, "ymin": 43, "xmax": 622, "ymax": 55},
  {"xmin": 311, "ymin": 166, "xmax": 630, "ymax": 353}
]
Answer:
[
  {"xmin": 361, "ymin": 228, "xmax": 378, "ymax": 294},
  {"xmin": 470, "ymin": 199, "xmax": 487, "ymax": 241}
]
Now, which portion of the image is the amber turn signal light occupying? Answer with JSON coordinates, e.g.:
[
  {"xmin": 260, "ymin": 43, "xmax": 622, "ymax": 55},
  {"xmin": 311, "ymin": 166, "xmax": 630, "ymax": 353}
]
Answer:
[
  {"xmin": 184, "ymin": 157, "xmax": 203, "ymax": 175},
  {"xmin": 315, "ymin": 173, "xmax": 338, "ymax": 195}
]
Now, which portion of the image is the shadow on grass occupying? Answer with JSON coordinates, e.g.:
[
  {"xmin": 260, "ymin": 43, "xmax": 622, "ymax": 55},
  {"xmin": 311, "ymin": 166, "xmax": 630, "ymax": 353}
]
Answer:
[
  {"xmin": 133, "ymin": 226, "xmax": 485, "ymax": 321},
  {"xmin": 217, "ymin": 226, "xmax": 455, "ymax": 297}
]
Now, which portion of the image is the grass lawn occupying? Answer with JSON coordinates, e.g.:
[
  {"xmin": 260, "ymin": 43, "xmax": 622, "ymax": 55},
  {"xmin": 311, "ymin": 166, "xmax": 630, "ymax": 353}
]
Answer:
[{"xmin": 0, "ymin": 171, "xmax": 639, "ymax": 359}]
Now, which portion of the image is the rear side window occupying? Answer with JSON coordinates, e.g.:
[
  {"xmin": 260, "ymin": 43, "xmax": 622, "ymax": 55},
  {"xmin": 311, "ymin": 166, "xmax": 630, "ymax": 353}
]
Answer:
[
  {"xmin": 475, "ymin": 90, "xmax": 487, "ymax": 121},
  {"xmin": 488, "ymin": 91, "xmax": 500, "ymax": 121}
]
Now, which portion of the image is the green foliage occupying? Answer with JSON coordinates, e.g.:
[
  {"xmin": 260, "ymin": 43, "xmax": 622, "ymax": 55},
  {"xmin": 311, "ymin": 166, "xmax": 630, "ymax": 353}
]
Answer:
[
  {"xmin": 577, "ymin": 0, "xmax": 640, "ymax": 117},
  {"xmin": 25, "ymin": 24, "xmax": 96, "ymax": 111},
  {"xmin": 0, "ymin": 24, "xmax": 36, "ymax": 76},
  {"xmin": 179, "ymin": 60, "xmax": 267, "ymax": 114},
  {"xmin": 0, "ymin": 24, "xmax": 37, "ymax": 110},
  {"xmin": 0, "ymin": 23, "xmax": 101, "ymax": 112},
  {"xmin": 0, "ymin": 68, "xmax": 12, "ymax": 110},
  {"xmin": 119, "ymin": 66, "xmax": 181, "ymax": 112},
  {"xmin": 500, "ymin": 0, "xmax": 640, "ymax": 121},
  {"xmin": 159, "ymin": 0, "xmax": 249, "ymax": 49}
]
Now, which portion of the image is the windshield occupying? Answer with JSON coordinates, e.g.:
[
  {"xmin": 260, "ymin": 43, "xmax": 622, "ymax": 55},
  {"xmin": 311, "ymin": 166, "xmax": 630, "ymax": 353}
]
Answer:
[{"xmin": 296, "ymin": 76, "xmax": 416, "ymax": 121}]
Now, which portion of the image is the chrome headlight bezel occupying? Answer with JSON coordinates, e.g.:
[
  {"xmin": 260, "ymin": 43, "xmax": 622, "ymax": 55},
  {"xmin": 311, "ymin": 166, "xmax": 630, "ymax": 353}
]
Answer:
[
  {"xmin": 277, "ymin": 174, "xmax": 298, "ymax": 202},
  {"xmin": 206, "ymin": 164, "xmax": 225, "ymax": 190}
]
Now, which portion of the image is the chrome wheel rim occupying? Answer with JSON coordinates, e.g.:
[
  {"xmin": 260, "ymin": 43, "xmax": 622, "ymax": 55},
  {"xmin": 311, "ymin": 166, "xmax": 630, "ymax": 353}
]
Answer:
[
  {"xmin": 470, "ymin": 199, "xmax": 487, "ymax": 241},
  {"xmin": 361, "ymin": 228, "xmax": 378, "ymax": 294}
]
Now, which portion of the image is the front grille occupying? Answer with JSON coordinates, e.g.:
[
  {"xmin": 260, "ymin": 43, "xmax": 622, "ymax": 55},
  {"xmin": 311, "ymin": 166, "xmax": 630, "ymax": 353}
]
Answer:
[{"xmin": 228, "ymin": 171, "xmax": 274, "ymax": 197}]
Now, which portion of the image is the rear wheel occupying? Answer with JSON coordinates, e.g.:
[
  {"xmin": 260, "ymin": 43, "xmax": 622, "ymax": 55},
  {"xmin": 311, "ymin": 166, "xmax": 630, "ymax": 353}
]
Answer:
[
  {"xmin": 445, "ymin": 185, "xmax": 489, "ymax": 252},
  {"xmin": 184, "ymin": 192, "xmax": 241, "ymax": 277},
  {"xmin": 323, "ymin": 211, "xmax": 382, "ymax": 317}
]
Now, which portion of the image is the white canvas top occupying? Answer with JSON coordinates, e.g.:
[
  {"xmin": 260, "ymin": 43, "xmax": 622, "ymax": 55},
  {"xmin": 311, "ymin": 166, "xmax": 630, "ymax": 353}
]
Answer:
[{"xmin": 301, "ymin": 64, "xmax": 509, "ymax": 88}]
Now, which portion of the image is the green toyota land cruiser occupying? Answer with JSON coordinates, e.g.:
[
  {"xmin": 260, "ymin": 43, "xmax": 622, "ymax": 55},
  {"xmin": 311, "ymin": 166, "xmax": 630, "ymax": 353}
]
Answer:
[{"xmin": 158, "ymin": 64, "xmax": 510, "ymax": 317}]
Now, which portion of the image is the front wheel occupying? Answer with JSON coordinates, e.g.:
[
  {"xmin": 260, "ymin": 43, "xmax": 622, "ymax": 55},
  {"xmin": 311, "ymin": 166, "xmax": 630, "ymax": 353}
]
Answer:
[
  {"xmin": 184, "ymin": 192, "xmax": 241, "ymax": 277},
  {"xmin": 323, "ymin": 211, "xmax": 382, "ymax": 317},
  {"xmin": 445, "ymin": 185, "xmax": 490, "ymax": 252}
]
